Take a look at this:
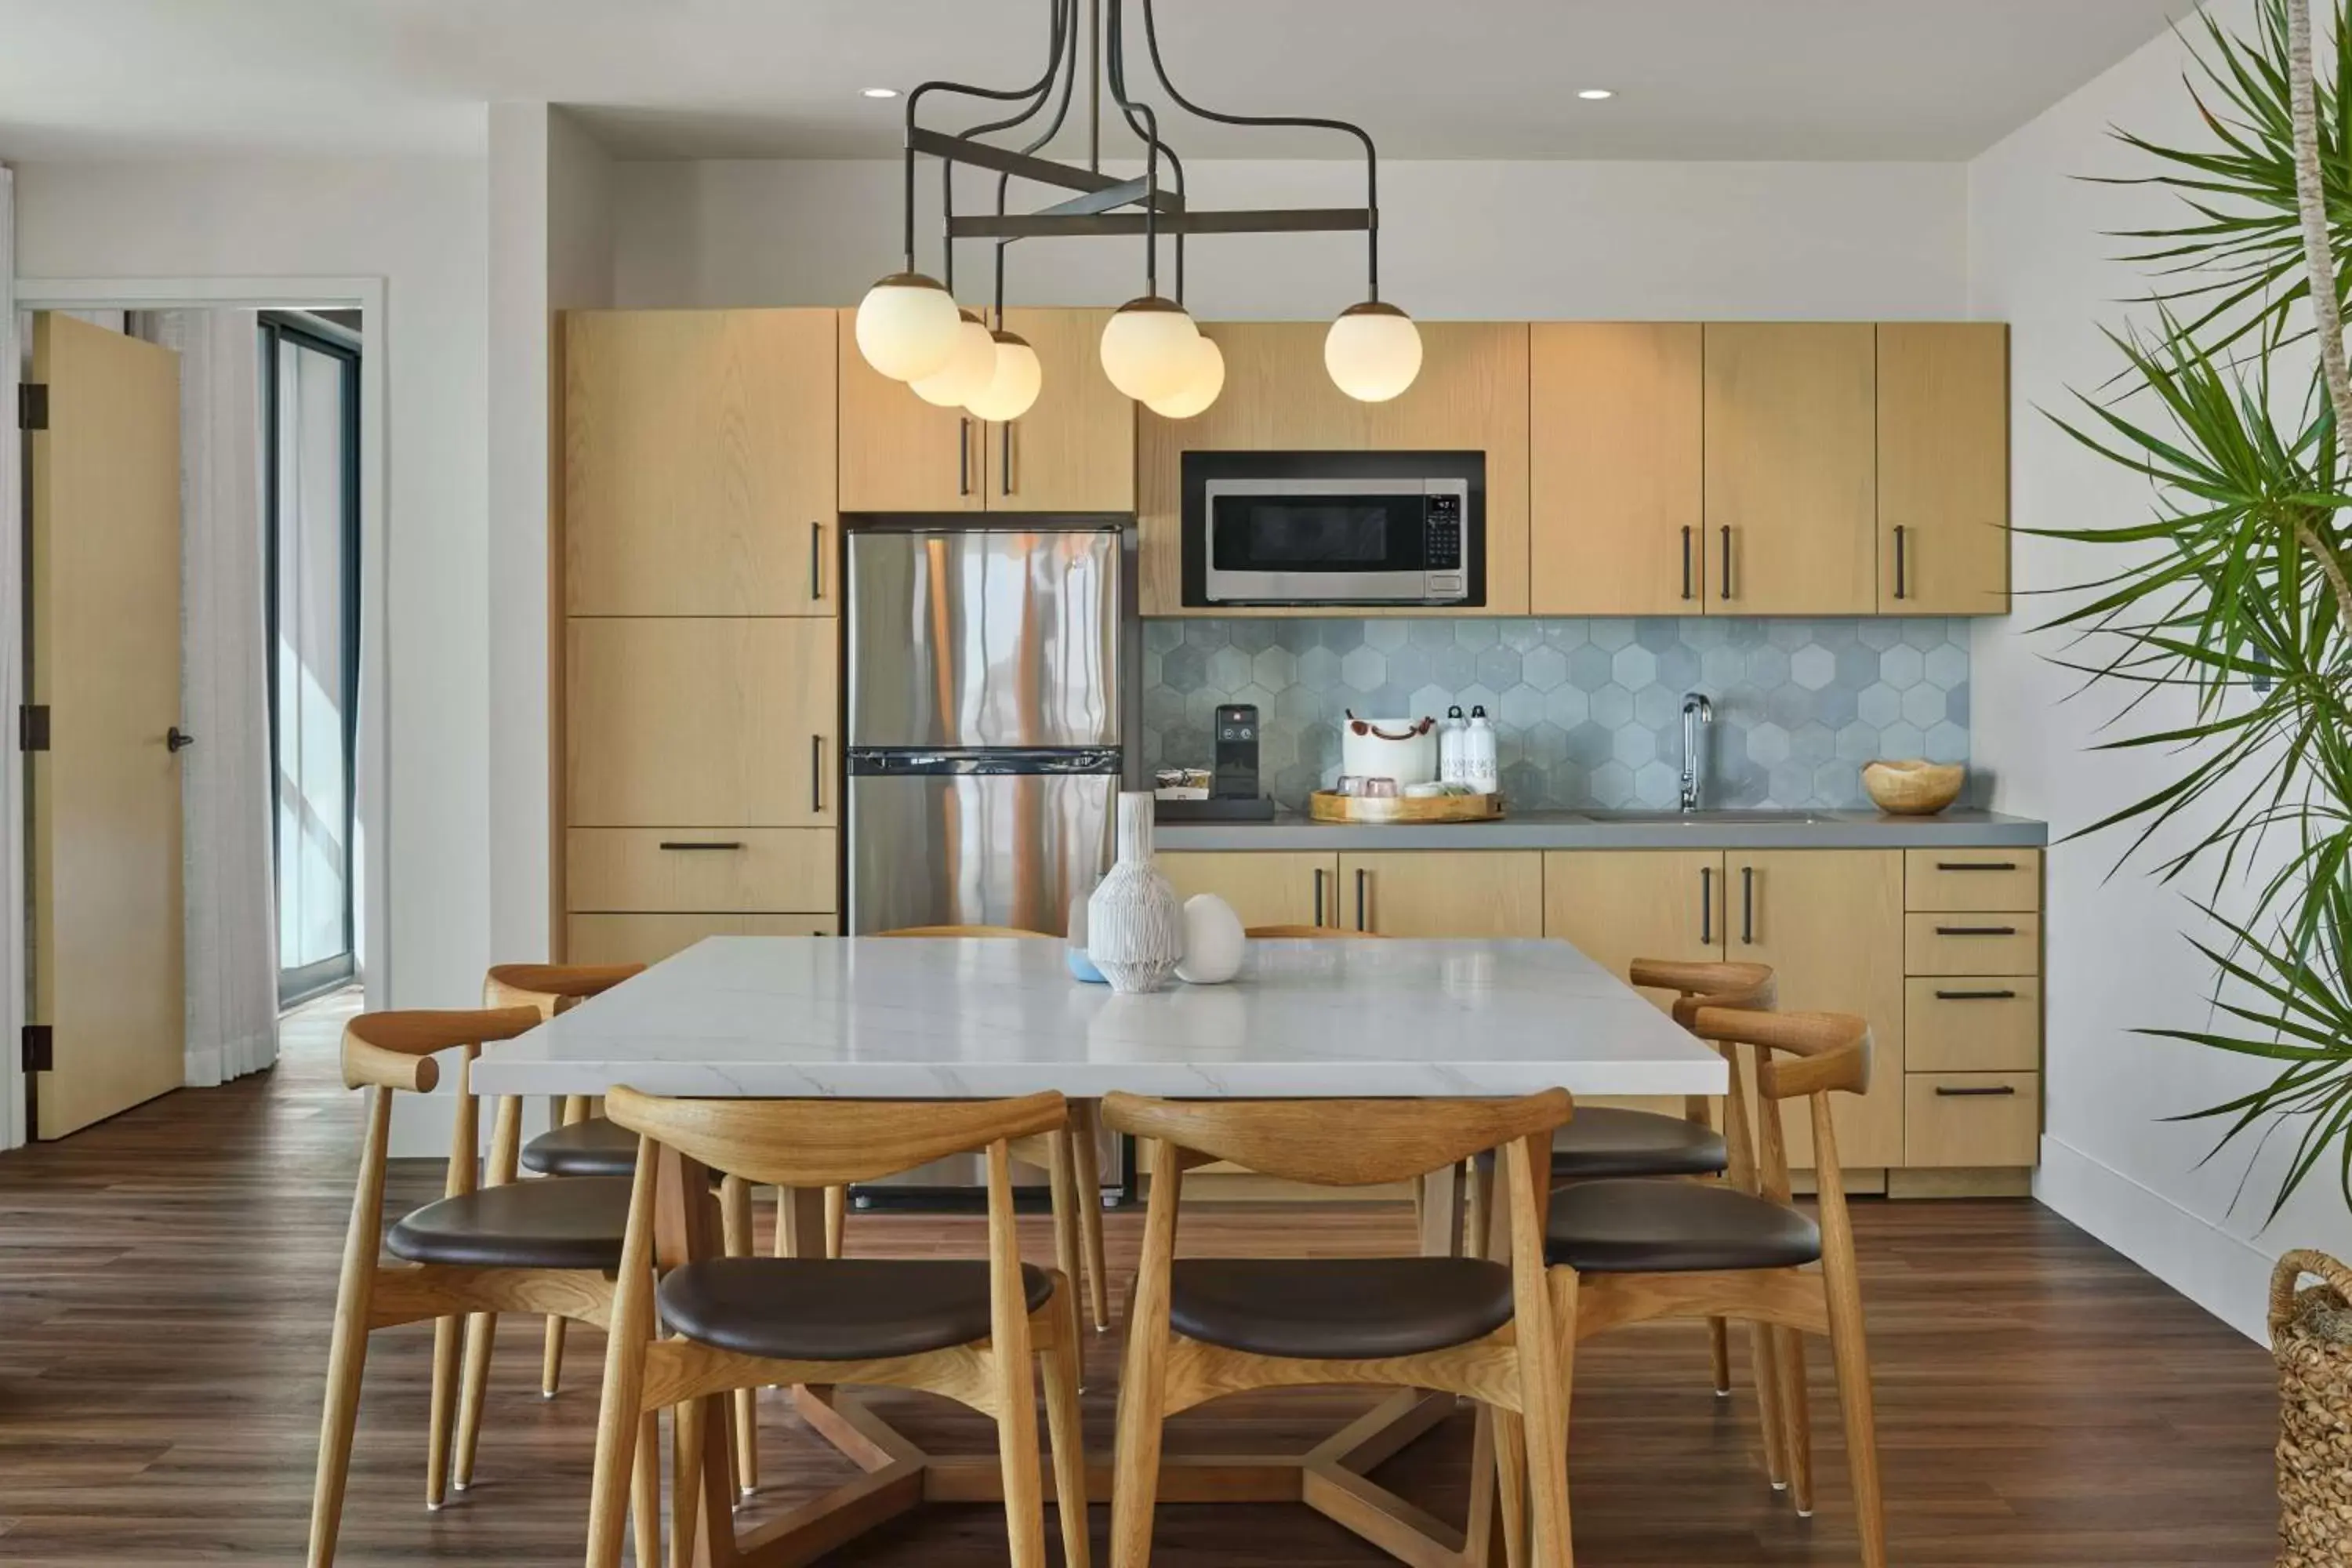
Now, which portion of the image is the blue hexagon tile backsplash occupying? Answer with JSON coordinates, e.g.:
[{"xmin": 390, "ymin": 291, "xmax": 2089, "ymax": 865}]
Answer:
[{"xmin": 1141, "ymin": 617, "xmax": 1971, "ymax": 811}]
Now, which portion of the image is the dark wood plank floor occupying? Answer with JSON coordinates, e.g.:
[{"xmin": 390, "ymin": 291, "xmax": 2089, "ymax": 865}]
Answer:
[{"xmin": 0, "ymin": 996, "xmax": 2280, "ymax": 1566}]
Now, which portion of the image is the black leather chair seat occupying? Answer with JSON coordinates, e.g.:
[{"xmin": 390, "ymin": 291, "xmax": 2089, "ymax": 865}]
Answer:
[
  {"xmin": 658, "ymin": 1258, "xmax": 1054, "ymax": 1362},
  {"xmin": 385, "ymin": 1175, "xmax": 633, "ymax": 1272},
  {"xmin": 1168, "ymin": 1258, "xmax": 1516, "ymax": 1359},
  {"xmin": 521, "ymin": 1116, "xmax": 637, "ymax": 1178},
  {"xmin": 1475, "ymin": 1107, "xmax": 1730, "ymax": 1181},
  {"xmin": 1544, "ymin": 1180, "xmax": 1821, "ymax": 1275}
]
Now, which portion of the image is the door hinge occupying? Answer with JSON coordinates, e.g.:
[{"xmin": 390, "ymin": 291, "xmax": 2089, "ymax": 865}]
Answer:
[
  {"xmin": 18, "ymin": 706, "xmax": 48, "ymax": 752},
  {"xmin": 16, "ymin": 383, "xmax": 48, "ymax": 431},
  {"xmin": 20, "ymin": 1025, "xmax": 52, "ymax": 1073}
]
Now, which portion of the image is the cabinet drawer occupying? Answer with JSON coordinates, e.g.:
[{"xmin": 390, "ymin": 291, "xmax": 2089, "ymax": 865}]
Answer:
[
  {"xmin": 567, "ymin": 913, "xmax": 834, "ymax": 967},
  {"xmin": 1904, "ymin": 912, "xmax": 2039, "ymax": 975},
  {"xmin": 567, "ymin": 829, "xmax": 836, "ymax": 913},
  {"xmin": 1905, "ymin": 976, "xmax": 2040, "ymax": 1072},
  {"xmin": 1905, "ymin": 848, "xmax": 2040, "ymax": 913},
  {"xmin": 1905, "ymin": 1073, "xmax": 2041, "ymax": 1167}
]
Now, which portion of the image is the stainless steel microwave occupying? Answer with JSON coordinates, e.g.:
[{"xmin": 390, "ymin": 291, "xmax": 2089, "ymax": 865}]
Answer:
[{"xmin": 1180, "ymin": 451, "xmax": 1485, "ymax": 608}]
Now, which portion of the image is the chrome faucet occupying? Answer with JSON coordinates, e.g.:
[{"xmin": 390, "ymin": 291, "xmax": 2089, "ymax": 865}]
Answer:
[{"xmin": 1679, "ymin": 692, "xmax": 1713, "ymax": 812}]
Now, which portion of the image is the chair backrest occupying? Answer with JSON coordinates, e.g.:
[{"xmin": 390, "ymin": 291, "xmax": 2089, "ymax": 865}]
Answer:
[
  {"xmin": 1243, "ymin": 924, "xmax": 1389, "ymax": 938},
  {"xmin": 1686, "ymin": 1005, "xmax": 1871, "ymax": 1206},
  {"xmin": 484, "ymin": 963, "xmax": 644, "ymax": 1018},
  {"xmin": 604, "ymin": 1087, "xmax": 1069, "ymax": 1189},
  {"xmin": 1628, "ymin": 957, "xmax": 1777, "ymax": 1025},
  {"xmin": 1102, "ymin": 1091, "xmax": 1570, "ymax": 1188},
  {"xmin": 875, "ymin": 924, "xmax": 1054, "ymax": 938},
  {"xmin": 340, "ymin": 1007, "xmax": 542, "ymax": 1094}
]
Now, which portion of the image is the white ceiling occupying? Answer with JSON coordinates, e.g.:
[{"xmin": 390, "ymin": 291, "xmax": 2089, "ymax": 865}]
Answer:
[{"xmin": 0, "ymin": 0, "xmax": 2198, "ymax": 164}]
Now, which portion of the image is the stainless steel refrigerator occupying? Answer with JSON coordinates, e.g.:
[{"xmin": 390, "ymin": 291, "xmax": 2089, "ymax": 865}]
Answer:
[{"xmin": 845, "ymin": 519, "xmax": 1134, "ymax": 1197}]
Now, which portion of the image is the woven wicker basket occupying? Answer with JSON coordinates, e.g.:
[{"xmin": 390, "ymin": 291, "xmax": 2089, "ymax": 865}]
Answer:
[{"xmin": 2273, "ymin": 1250, "xmax": 2352, "ymax": 1564}]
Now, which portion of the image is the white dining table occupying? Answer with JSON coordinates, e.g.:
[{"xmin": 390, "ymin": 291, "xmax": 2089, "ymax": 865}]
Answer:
[{"xmin": 472, "ymin": 935, "xmax": 1728, "ymax": 1568}]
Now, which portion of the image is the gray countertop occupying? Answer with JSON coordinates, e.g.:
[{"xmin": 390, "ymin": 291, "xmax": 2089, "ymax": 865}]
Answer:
[{"xmin": 1154, "ymin": 807, "xmax": 2048, "ymax": 852}]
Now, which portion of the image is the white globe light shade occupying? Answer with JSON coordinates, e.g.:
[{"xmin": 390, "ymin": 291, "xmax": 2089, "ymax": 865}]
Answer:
[
  {"xmin": 1324, "ymin": 301, "xmax": 1423, "ymax": 402},
  {"xmin": 1143, "ymin": 334, "xmax": 1225, "ymax": 420},
  {"xmin": 855, "ymin": 271, "xmax": 960, "ymax": 382},
  {"xmin": 909, "ymin": 310, "xmax": 996, "ymax": 408},
  {"xmin": 1098, "ymin": 296, "xmax": 1200, "ymax": 404},
  {"xmin": 964, "ymin": 331, "xmax": 1043, "ymax": 422}
]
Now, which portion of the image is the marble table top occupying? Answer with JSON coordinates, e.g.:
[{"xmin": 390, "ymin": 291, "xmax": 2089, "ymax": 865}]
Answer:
[{"xmin": 470, "ymin": 936, "xmax": 1727, "ymax": 1101}]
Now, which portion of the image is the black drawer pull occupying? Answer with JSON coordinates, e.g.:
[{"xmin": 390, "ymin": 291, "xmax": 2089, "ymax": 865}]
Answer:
[
  {"xmin": 1933, "ymin": 988, "xmax": 2018, "ymax": 1001},
  {"xmin": 1935, "ymin": 924, "xmax": 2018, "ymax": 936},
  {"xmin": 1933, "ymin": 861, "xmax": 2018, "ymax": 872},
  {"xmin": 1698, "ymin": 865, "xmax": 1713, "ymax": 946},
  {"xmin": 1681, "ymin": 526, "xmax": 1694, "ymax": 601},
  {"xmin": 659, "ymin": 840, "xmax": 744, "ymax": 851},
  {"xmin": 1934, "ymin": 1084, "xmax": 2020, "ymax": 1098}
]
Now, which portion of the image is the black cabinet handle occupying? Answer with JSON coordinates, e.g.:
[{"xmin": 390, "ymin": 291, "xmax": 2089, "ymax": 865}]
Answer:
[
  {"xmin": 808, "ymin": 521, "xmax": 824, "ymax": 601},
  {"xmin": 659, "ymin": 840, "xmax": 744, "ymax": 851},
  {"xmin": 166, "ymin": 726, "xmax": 196, "ymax": 753},
  {"xmin": 1934, "ymin": 1084, "xmax": 2020, "ymax": 1098},
  {"xmin": 1933, "ymin": 988, "xmax": 2019, "ymax": 1000},
  {"xmin": 1355, "ymin": 868, "xmax": 1370, "ymax": 932},
  {"xmin": 1935, "ymin": 924, "xmax": 2017, "ymax": 937},
  {"xmin": 811, "ymin": 735, "xmax": 825, "ymax": 813},
  {"xmin": 1893, "ymin": 524, "xmax": 1908, "ymax": 601},
  {"xmin": 1740, "ymin": 865, "xmax": 1755, "ymax": 946},
  {"xmin": 1699, "ymin": 865, "xmax": 1714, "ymax": 945},
  {"xmin": 1001, "ymin": 422, "xmax": 1014, "ymax": 495},
  {"xmin": 957, "ymin": 418, "xmax": 971, "ymax": 495},
  {"xmin": 1313, "ymin": 868, "xmax": 1327, "ymax": 927},
  {"xmin": 1681, "ymin": 526, "xmax": 1694, "ymax": 601},
  {"xmin": 1933, "ymin": 861, "xmax": 2018, "ymax": 872},
  {"xmin": 1719, "ymin": 525, "xmax": 1733, "ymax": 601}
]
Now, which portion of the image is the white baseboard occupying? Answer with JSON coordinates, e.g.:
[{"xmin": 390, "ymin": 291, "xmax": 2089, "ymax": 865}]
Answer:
[{"xmin": 2034, "ymin": 1134, "xmax": 2277, "ymax": 1343}]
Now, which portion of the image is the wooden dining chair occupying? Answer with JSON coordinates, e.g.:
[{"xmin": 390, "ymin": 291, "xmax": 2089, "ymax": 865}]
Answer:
[
  {"xmin": 1543, "ymin": 1007, "xmax": 1886, "ymax": 1567},
  {"xmin": 876, "ymin": 924, "xmax": 1112, "ymax": 1335},
  {"xmin": 1102, "ymin": 1089, "xmax": 1577, "ymax": 1568},
  {"xmin": 307, "ymin": 1007, "xmax": 654, "ymax": 1567},
  {"xmin": 581, "ymin": 1087, "xmax": 1091, "ymax": 1568}
]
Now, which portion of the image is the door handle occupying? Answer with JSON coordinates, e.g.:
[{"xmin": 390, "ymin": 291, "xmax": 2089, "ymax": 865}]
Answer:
[
  {"xmin": 166, "ymin": 726, "xmax": 195, "ymax": 753},
  {"xmin": 1933, "ymin": 1084, "xmax": 2019, "ymax": 1098},
  {"xmin": 1740, "ymin": 865, "xmax": 1755, "ymax": 945},
  {"xmin": 808, "ymin": 521, "xmax": 824, "ymax": 601},
  {"xmin": 1313, "ymin": 867, "xmax": 1327, "ymax": 927},
  {"xmin": 1934, "ymin": 924, "xmax": 2017, "ymax": 937},
  {"xmin": 1933, "ymin": 988, "xmax": 2018, "ymax": 1000},
  {"xmin": 1698, "ymin": 865, "xmax": 1713, "ymax": 945},
  {"xmin": 1001, "ymin": 422, "xmax": 1014, "ymax": 495},
  {"xmin": 659, "ymin": 840, "xmax": 744, "ymax": 851},
  {"xmin": 957, "ymin": 418, "xmax": 971, "ymax": 496},
  {"xmin": 811, "ymin": 735, "xmax": 825, "ymax": 813},
  {"xmin": 1719, "ymin": 525, "xmax": 1733, "ymax": 601},
  {"xmin": 1680, "ymin": 525, "xmax": 1694, "ymax": 601},
  {"xmin": 1892, "ymin": 524, "xmax": 1909, "ymax": 601},
  {"xmin": 1355, "ymin": 868, "xmax": 1370, "ymax": 933},
  {"xmin": 1934, "ymin": 861, "xmax": 2017, "ymax": 872}
]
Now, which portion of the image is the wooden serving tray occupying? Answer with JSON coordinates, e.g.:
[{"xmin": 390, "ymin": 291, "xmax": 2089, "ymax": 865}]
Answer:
[{"xmin": 1308, "ymin": 790, "xmax": 1505, "ymax": 825}]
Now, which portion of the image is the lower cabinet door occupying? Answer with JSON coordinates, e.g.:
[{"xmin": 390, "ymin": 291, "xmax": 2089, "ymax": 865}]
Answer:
[
  {"xmin": 567, "ymin": 913, "xmax": 834, "ymax": 966},
  {"xmin": 1905, "ymin": 1073, "xmax": 2041, "ymax": 1167},
  {"xmin": 1158, "ymin": 851, "xmax": 1338, "ymax": 931},
  {"xmin": 1339, "ymin": 851, "xmax": 1546, "ymax": 938},
  {"xmin": 1542, "ymin": 849, "xmax": 1726, "ymax": 988}
]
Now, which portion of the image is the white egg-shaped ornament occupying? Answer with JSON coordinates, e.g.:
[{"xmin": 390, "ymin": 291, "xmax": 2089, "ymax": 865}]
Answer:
[{"xmin": 1175, "ymin": 893, "xmax": 1246, "ymax": 985}]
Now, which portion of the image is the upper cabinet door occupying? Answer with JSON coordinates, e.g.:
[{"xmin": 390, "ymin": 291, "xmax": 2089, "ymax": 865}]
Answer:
[
  {"xmin": 1136, "ymin": 321, "xmax": 1529, "ymax": 614},
  {"xmin": 991, "ymin": 307, "xmax": 1134, "ymax": 514},
  {"xmin": 565, "ymin": 310, "xmax": 837, "ymax": 616},
  {"xmin": 1878, "ymin": 323, "xmax": 2009, "ymax": 615},
  {"xmin": 837, "ymin": 308, "xmax": 986, "ymax": 513},
  {"xmin": 1529, "ymin": 323, "xmax": 1704, "ymax": 615},
  {"xmin": 1703, "ymin": 323, "xmax": 1877, "ymax": 615}
]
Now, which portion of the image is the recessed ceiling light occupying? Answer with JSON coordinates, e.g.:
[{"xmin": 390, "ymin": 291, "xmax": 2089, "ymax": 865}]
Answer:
[
  {"xmin": 862, "ymin": 86, "xmax": 899, "ymax": 99},
  {"xmin": 1577, "ymin": 88, "xmax": 1614, "ymax": 101}
]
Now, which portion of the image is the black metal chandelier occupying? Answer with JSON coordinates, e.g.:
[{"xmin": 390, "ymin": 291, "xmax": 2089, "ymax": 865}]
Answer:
[{"xmin": 852, "ymin": 0, "xmax": 1419, "ymax": 420}]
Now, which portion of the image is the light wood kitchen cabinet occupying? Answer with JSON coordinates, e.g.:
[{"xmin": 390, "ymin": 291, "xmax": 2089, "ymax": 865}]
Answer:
[
  {"xmin": 991, "ymin": 307, "xmax": 1134, "ymax": 514},
  {"xmin": 1878, "ymin": 323, "xmax": 2009, "ymax": 614},
  {"xmin": 1906, "ymin": 976, "xmax": 2040, "ymax": 1073},
  {"xmin": 1904, "ymin": 847, "xmax": 2039, "ymax": 913},
  {"xmin": 837, "ymin": 308, "xmax": 986, "ymax": 512},
  {"xmin": 1138, "ymin": 321, "xmax": 1531, "ymax": 615},
  {"xmin": 1904, "ymin": 1073, "xmax": 2041, "ymax": 1167},
  {"xmin": 566, "ymin": 828, "xmax": 837, "ymax": 915},
  {"xmin": 1904, "ymin": 912, "xmax": 2041, "ymax": 976},
  {"xmin": 567, "ymin": 912, "xmax": 836, "ymax": 967},
  {"xmin": 567, "ymin": 618, "xmax": 838, "ymax": 827},
  {"xmin": 1160, "ymin": 851, "xmax": 1339, "ymax": 931},
  {"xmin": 564, "ymin": 309, "xmax": 838, "ymax": 616},
  {"xmin": 1541, "ymin": 849, "xmax": 1723, "ymax": 982},
  {"xmin": 1529, "ymin": 324, "xmax": 1705, "ymax": 615},
  {"xmin": 1703, "ymin": 323, "xmax": 1878, "ymax": 615},
  {"xmin": 1726, "ymin": 848, "xmax": 1905, "ymax": 1170},
  {"xmin": 1338, "ymin": 851, "xmax": 1545, "ymax": 938}
]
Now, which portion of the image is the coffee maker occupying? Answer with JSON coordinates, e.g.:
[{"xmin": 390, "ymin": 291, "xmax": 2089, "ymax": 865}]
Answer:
[{"xmin": 1157, "ymin": 702, "xmax": 1277, "ymax": 822}]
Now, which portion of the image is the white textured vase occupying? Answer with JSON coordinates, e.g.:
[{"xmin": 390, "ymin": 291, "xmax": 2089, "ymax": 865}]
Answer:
[{"xmin": 1086, "ymin": 793, "xmax": 1185, "ymax": 994}]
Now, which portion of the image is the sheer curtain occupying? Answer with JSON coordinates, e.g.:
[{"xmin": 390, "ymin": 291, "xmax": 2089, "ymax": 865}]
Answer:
[{"xmin": 133, "ymin": 310, "xmax": 277, "ymax": 1086}]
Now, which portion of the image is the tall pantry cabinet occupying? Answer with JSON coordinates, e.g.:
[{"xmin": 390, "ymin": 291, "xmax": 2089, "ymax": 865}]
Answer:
[{"xmin": 559, "ymin": 310, "xmax": 843, "ymax": 963}]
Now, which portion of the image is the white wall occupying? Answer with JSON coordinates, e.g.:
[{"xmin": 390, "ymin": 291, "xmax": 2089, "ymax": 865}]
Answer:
[{"xmin": 1969, "ymin": 0, "xmax": 2350, "ymax": 1339}]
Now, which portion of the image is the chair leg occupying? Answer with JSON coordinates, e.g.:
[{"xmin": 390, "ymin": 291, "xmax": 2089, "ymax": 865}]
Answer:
[
  {"xmin": 1773, "ymin": 1323, "xmax": 1815, "ymax": 1516},
  {"xmin": 1040, "ymin": 1282, "xmax": 1093, "ymax": 1568},
  {"xmin": 585, "ymin": 1345, "xmax": 644, "ymax": 1568},
  {"xmin": 1823, "ymin": 1270, "xmax": 1888, "ymax": 1568},
  {"xmin": 1109, "ymin": 1321, "xmax": 1170, "ymax": 1568},
  {"xmin": 1708, "ymin": 1316, "xmax": 1731, "ymax": 1396},
  {"xmin": 993, "ymin": 1341, "xmax": 1050, "ymax": 1568},
  {"xmin": 1047, "ymin": 1134, "xmax": 1086, "ymax": 1368},
  {"xmin": 825, "ymin": 1184, "xmax": 847, "ymax": 1258},
  {"xmin": 669, "ymin": 1396, "xmax": 707, "ymax": 1568},
  {"xmin": 452, "ymin": 1309, "xmax": 497, "ymax": 1490},
  {"xmin": 541, "ymin": 1316, "xmax": 568, "ymax": 1399},
  {"xmin": 426, "ymin": 1314, "xmax": 462, "ymax": 1509},
  {"xmin": 629, "ymin": 1410, "xmax": 662, "ymax": 1568},
  {"xmin": 719, "ymin": 1176, "xmax": 759, "ymax": 1498},
  {"xmin": 1749, "ymin": 1319, "xmax": 1789, "ymax": 1490},
  {"xmin": 1490, "ymin": 1406, "xmax": 1529, "ymax": 1568},
  {"xmin": 1516, "ymin": 1268, "xmax": 1577, "ymax": 1568},
  {"xmin": 1069, "ymin": 1102, "xmax": 1111, "ymax": 1331},
  {"xmin": 305, "ymin": 1283, "xmax": 373, "ymax": 1566}
]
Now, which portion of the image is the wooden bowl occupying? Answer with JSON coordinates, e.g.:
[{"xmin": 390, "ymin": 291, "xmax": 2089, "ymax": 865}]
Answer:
[{"xmin": 1862, "ymin": 760, "xmax": 1964, "ymax": 815}]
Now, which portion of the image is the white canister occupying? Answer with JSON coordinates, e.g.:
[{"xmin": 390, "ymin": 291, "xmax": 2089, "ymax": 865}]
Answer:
[
  {"xmin": 1463, "ymin": 706, "xmax": 1498, "ymax": 793},
  {"xmin": 1341, "ymin": 711, "xmax": 1439, "ymax": 789}
]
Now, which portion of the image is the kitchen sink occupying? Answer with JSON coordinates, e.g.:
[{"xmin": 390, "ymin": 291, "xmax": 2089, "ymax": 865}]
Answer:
[{"xmin": 1572, "ymin": 809, "xmax": 1830, "ymax": 826}]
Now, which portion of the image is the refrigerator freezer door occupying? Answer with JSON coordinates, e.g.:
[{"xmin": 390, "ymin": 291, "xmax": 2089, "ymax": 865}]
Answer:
[
  {"xmin": 848, "ymin": 527, "xmax": 1121, "ymax": 750},
  {"xmin": 848, "ymin": 767, "xmax": 1116, "ymax": 935}
]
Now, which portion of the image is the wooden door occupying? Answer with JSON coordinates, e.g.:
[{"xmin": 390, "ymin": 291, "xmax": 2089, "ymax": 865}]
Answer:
[
  {"xmin": 1703, "ymin": 323, "xmax": 1876, "ymax": 615},
  {"xmin": 1160, "ymin": 851, "xmax": 1338, "ymax": 930},
  {"xmin": 1338, "ymin": 851, "xmax": 1544, "ymax": 938},
  {"xmin": 1530, "ymin": 324, "xmax": 1704, "ymax": 614},
  {"xmin": 991, "ymin": 307, "xmax": 1133, "ymax": 514},
  {"xmin": 29, "ymin": 314, "xmax": 186, "ymax": 1138},
  {"xmin": 564, "ymin": 310, "xmax": 837, "ymax": 615},
  {"xmin": 1878, "ymin": 322, "xmax": 2009, "ymax": 614},
  {"xmin": 567, "ymin": 619, "xmax": 837, "ymax": 827},
  {"xmin": 1541, "ymin": 850, "xmax": 1724, "ymax": 987},
  {"xmin": 1726, "ymin": 849, "xmax": 1904, "ymax": 1170},
  {"xmin": 837, "ymin": 309, "xmax": 985, "ymax": 512}
]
